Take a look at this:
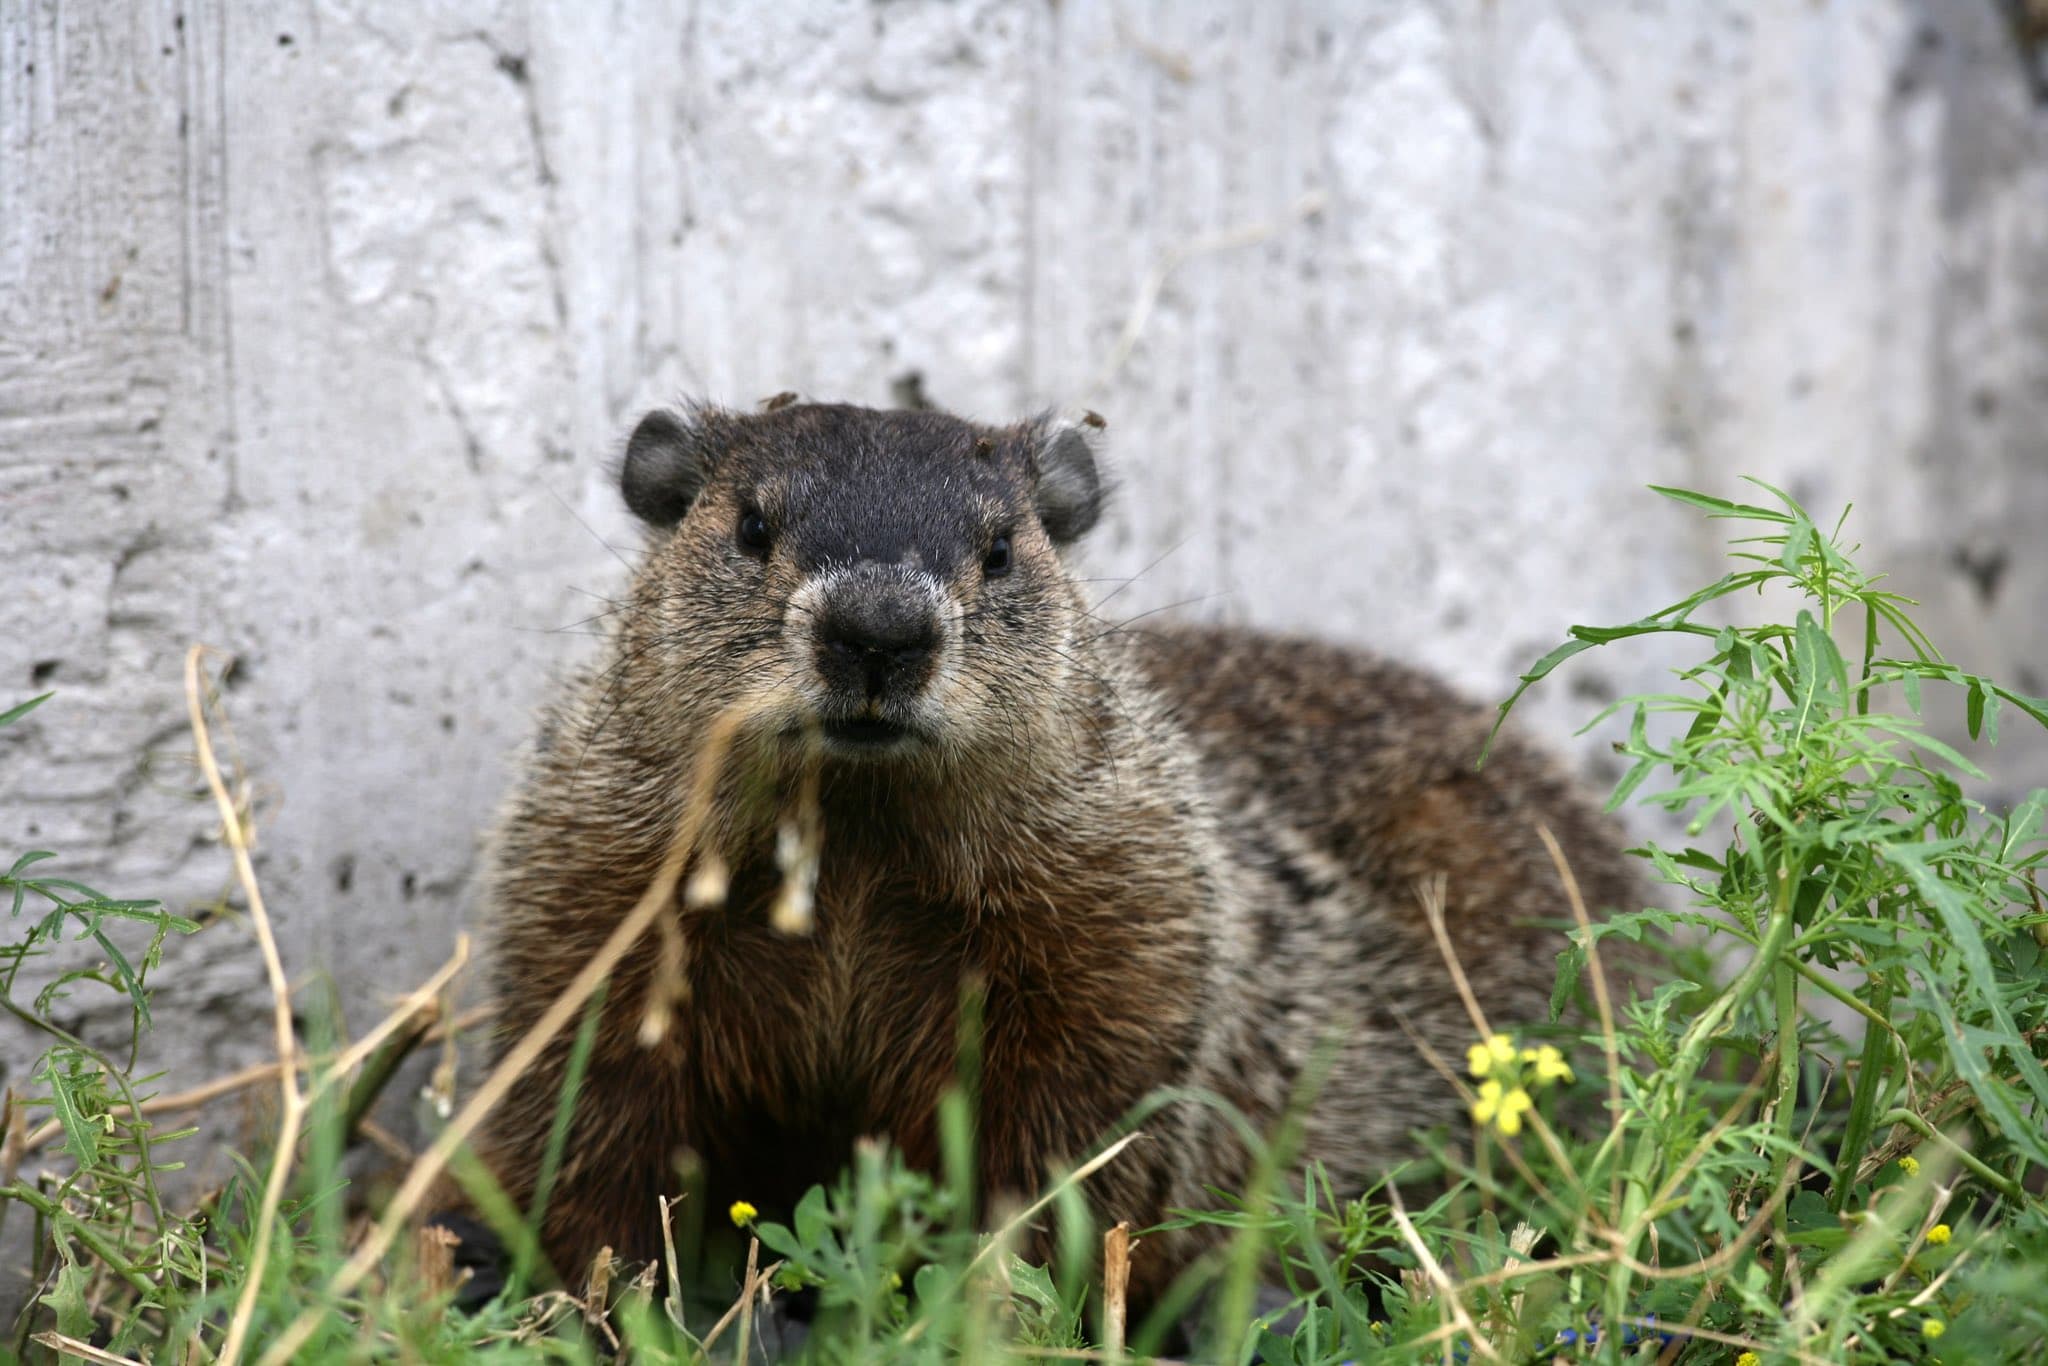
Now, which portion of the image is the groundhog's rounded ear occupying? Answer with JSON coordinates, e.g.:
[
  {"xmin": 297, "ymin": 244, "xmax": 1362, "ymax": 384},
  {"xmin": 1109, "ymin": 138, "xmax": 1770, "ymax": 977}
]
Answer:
[
  {"xmin": 1030, "ymin": 411, "xmax": 1107, "ymax": 545},
  {"xmin": 620, "ymin": 408, "xmax": 717, "ymax": 528}
]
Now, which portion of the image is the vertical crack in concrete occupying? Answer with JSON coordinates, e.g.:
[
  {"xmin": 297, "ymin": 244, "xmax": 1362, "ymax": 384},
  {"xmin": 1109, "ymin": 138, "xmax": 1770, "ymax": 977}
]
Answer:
[
  {"xmin": 477, "ymin": 33, "xmax": 570, "ymax": 333},
  {"xmin": 209, "ymin": 0, "xmax": 241, "ymax": 511}
]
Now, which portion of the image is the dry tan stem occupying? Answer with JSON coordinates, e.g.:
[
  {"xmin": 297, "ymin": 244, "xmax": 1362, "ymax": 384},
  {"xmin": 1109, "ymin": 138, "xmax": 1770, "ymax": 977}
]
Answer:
[
  {"xmin": 1392, "ymin": 1012, "xmax": 1583, "ymax": 1229},
  {"xmin": 187, "ymin": 645, "xmax": 301, "ymax": 1366},
  {"xmin": 735, "ymin": 1235, "xmax": 761, "ymax": 1362},
  {"xmin": 1617, "ymin": 1316, "xmax": 1833, "ymax": 1366},
  {"xmin": 31, "ymin": 1332, "xmax": 146, "ymax": 1365},
  {"xmin": 971, "ymin": 1133, "xmax": 1140, "ymax": 1285},
  {"xmin": 22, "ymin": 1005, "xmax": 493, "ymax": 1158},
  {"xmin": 257, "ymin": 698, "xmax": 772, "ymax": 1366},
  {"xmin": 1842, "ymin": 1241, "xmax": 1974, "ymax": 1353},
  {"xmin": 355, "ymin": 1116, "xmax": 414, "ymax": 1165},
  {"xmin": 897, "ymin": 1132, "xmax": 1144, "ymax": 1348},
  {"xmin": 24, "ymin": 1060, "xmax": 282, "ymax": 1156},
  {"xmin": 697, "ymin": 1245, "xmax": 784, "ymax": 1356},
  {"xmin": 1413, "ymin": 874, "xmax": 1493, "ymax": 1040},
  {"xmin": 581, "ymin": 1245, "xmax": 619, "ymax": 1347},
  {"xmin": 658, "ymin": 1193, "xmax": 685, "ymax": 1321},
  {"xmin": 1879, "ymin": 1183, "xmax": 1957, "ymax": 1294},
  {"xmin": 1385, "ymin": 1182, "xmax": 1505, "ymax": 1365},
  {"xmin": 1535, "ymin": 823, "xmax": 1627, "ymax": 1215},
  {"xmin": 1397, "ymin": 911, "xmax": 1592, "ymax": 1218},
  {"xmin": 308, "ymin": 937, "xmax": 470, "ymax": 1100},
  {"xmin": 1101, "ymin": 1221, "xmax": 1132, "ymax": 1360}
]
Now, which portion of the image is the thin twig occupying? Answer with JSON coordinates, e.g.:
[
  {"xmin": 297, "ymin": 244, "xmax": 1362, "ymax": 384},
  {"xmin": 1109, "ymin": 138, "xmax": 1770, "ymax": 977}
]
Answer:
[
  {"xmin": 21, "ymin": 1005, "xmax": 493, "ymax": 1158},
  {"xmin": 698, "ymin": 1246, "xmax": 785, "ymax": 1355},
  {"xmin": 1385, "ymin": 1182, "xmax": 1505, "ymax": 1364},
  {"xmin": 320, "ymin": 938, "xmax": 470, "ymax": 1103},
  {"xmin": 1536, "ymin": 823, "xmax": 1628, "ymax": 1218},
  {"xmin": 187, "ymin": 645, "xmax": 300, "ymax": 1366},
  {"xmin": 899, "ymin": 1132, "xmax": 1144, "ymax": 1346},
  {"xmin": 735, "ymin": 1236, "xmax": 760, "ymax": 1362},
  {"xmin": 31, "ymin": 1333, "xmax": 146, "ymax": 1365}
]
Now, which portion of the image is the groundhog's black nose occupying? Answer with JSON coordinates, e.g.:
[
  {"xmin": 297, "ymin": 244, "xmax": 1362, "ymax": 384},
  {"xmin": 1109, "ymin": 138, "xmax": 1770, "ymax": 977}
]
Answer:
[{"xmin": 813, "ymin": 584, "xmax": 940, "ymax": 700}]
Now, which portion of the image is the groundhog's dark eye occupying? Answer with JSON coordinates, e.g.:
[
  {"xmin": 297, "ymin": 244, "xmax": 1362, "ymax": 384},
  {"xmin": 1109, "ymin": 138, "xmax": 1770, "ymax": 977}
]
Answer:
[
  {"xmin": 982, "ymin": 534, "xmax": 1013, "ymax": 578},
  {"xmin": 736, "ymin": 509, "xmax": 773, "ymax": 556}
]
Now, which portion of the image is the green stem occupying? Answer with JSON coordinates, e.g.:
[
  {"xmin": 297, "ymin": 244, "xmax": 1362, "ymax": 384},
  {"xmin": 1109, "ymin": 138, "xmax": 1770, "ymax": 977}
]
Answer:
[
  {"xmin": 0, "ymin": 1183, "xmax": 159, "ymax": 1300},
  {"xmin": 1605, "ymin": 864, "xmax": 1799, "ymax": 1350},
  {"xmin": 1667, "ymin": 867, "xmax": 1800, "ymax": 1098},
  {"xmin": 1875, "ymin": 1109, "xmax": 2026, "ymax": 1202},
  {"xmin": 1788, "ymin": 956, "xmax": 1894, "ymax": 1034},
  {"xmin": 1768, "ymin": 957, "xmax": 1800, "ymax": 1302},
  {"xmin": 0, "ymin": 994, "xmax": 169, "ymax": 1227},
  {"xmin": 1831, "ymin": 974, "xmax": 1894, "ymax": 1215}
]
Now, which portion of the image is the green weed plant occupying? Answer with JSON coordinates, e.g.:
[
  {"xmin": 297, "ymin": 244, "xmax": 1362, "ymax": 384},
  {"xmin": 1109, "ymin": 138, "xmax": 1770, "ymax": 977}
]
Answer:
[{"xmin": 3, "ymin": 482, "xmax": 2044, "ymax": 1363}]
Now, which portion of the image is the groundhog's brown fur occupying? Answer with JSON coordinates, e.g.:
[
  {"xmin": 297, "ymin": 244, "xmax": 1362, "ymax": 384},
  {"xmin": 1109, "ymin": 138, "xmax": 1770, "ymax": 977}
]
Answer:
[{"xmin": 475, "ymin": 400, "xmax": 1638, "ymax": 1311}]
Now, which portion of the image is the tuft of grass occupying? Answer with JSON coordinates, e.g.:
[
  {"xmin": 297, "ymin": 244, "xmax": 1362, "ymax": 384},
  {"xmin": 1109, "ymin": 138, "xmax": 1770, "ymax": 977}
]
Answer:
[{"xmin": 3, "ymin": 479, "xmax": 2045, "ymax": 1362}]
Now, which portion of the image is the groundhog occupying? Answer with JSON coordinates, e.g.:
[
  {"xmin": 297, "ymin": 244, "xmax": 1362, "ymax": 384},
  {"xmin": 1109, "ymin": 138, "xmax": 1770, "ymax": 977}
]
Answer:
[{"xmin": 475, "ymin": 399, "xmax": 1638, "ymax": 1314}]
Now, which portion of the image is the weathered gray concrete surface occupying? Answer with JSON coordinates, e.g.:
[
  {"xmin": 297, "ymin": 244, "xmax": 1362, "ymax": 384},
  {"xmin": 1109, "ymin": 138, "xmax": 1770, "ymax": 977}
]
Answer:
[{"xmin": 3, "ymin": 0, "xmax": 2046, "ymax": 1295}]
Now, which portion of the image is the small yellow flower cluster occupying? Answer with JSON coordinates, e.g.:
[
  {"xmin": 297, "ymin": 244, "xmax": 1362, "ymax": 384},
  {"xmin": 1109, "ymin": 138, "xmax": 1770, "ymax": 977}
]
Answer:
[
  {"xmin": 1921, "ymin": 1318, "xmax": 1945, "ymax": 1339},
  {"xmin": 1472, "ymin": 1079, "xmax": 1533, "ymax": 1136},
  {"xmin": 1467, "ymin": 1034, "xmax": 1517, "ymax": 1076},
  {"xmin": 1465, "ymin": 1033, "xmax": 1574, "ymax": 1138},
  {"xmin": 728, "ymin": 1200, "xmax": 758, "ymax": 1227},
  {"xmin": 1898, "ymin": 1155, "xmax": 1921, "ymax": 1178},
  {"xmin": 1926, "ymin": 1223, "xmax": 1951, "ymax": 1246},
  {"xmin": 1736, "ymin": 1353, "xmax": 1761, "ymax": 1366}
]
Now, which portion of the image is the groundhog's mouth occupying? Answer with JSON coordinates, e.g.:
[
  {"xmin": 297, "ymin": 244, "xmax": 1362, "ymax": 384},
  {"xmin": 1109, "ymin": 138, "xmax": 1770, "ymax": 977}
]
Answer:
[{"xmin": 818, "ymin": 715, "xmax": 915, "ymax": 748}]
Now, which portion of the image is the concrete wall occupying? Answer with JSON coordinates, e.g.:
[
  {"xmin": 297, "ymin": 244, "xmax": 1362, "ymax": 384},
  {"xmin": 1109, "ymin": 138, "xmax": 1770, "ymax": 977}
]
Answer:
[{"xmin": 4, "ymin": 0, "xmax": 2046, "ymax": 1177}]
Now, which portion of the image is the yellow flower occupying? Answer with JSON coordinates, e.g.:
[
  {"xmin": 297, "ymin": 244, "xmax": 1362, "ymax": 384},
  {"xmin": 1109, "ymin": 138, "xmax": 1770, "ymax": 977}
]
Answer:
[
  {"xmin": 1526, "ymin": 1044, "xmax": 1574, "ymax": 1085},
  {"xmin": 728, "ymin": 1200, "xmax": 758, "ymax": 1227},
  {"xmin": 1898, "ymin": 1155, "xmax": 1920, "ymax": 1178},
  {"xmin": 1921, "ymin": 1318, "xmax": 1945, "ymax": 1339},
  {"xmin": 1471, "ymin": 1079, "xmax": 1534, "ymax": 1137},
  {"xmin": 1468, "ymin": 1033, "xmax": 1516, "ymax": 1078},
  {"xmin": 1926, "ymin": 1223, "xmax": 1951, "ymax": 1245},
  {"xmin": 1736, "ymin": 1354, "xmax": 1761, "ymax": 1366}
]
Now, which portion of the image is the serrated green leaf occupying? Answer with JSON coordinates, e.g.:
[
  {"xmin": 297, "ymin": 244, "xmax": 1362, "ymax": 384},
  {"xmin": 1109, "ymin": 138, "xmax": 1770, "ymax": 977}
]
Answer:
[
  {"xmin": 39, "ymin": 1053, "xmax": 100, "ymax": 1169},
  {"xmin": 39, "ymin": 1256, "xmax": 95, "ymax": 1339},
  {"xmin": 1005, "ymin": 1256, "xmax": 1060, "ymax": 1314}
]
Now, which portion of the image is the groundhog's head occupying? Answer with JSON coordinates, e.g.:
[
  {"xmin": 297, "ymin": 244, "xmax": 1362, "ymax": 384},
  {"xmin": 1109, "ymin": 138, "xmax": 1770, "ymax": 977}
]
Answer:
[{"xmin": 613, "ymin": 400, "xmax": 1107, "ymax": 768}]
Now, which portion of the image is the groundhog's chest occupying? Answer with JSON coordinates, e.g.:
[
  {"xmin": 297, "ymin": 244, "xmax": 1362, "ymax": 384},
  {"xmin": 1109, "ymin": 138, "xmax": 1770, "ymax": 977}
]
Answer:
[
  {"xmin": 617, "ymin": 869, "xmax": 974, "ymax": 1178},
  {"xmin": 593, "ymin": 852, "xmax": 1200, "ymax": 1208}
]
